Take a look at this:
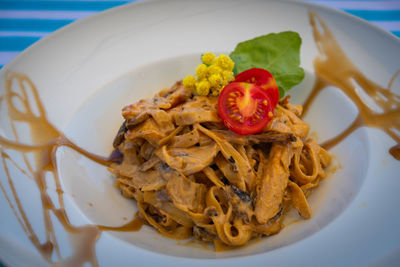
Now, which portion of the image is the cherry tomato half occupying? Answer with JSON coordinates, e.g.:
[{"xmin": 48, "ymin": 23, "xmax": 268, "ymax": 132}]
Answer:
[
  {"xmin": 234, "ymin": 68, "xmax": 279, "ymax": 108},
  {"xmin": 218, "ymin": 82, "xmax": 274, "ymax": 135}
]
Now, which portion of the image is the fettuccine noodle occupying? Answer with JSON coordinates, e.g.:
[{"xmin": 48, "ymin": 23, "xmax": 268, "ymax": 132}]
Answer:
[{"xmin": 108, "ymin": 81, "xmax": 331, "ymax": 248}]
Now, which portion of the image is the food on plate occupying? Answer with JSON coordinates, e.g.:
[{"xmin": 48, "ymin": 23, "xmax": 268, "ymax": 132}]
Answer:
[
  {"xmin": 229, "ymin": 31, "xmax": 304, "ymax": 98},
  {"xmin": 2, "ymin": 9, "xmax": 399, "ymax": 265},
  {"xmin": 108, "ymin": 44, "xmax": 332, "ymax": 247},
  {"xmin": 234, "ymin": 68, "xmax": 280, "ymax": 108},
  {"xmin": 183, "ymin": 53, "xmax": 235, "ymax": 96},
  {"xmin": 217, "ymin": 81, "xmax": 275, "ymax": 135}
]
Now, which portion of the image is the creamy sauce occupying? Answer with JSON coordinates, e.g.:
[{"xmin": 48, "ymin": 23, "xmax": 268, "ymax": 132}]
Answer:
[
  {"xmin": 283, "ymin": 219, "xmax": 301, "ymax": 227},
  {"xmin": 304, "ymin": 12, "xmax": 400, "ymax": 156},
  {"xmin": 0, "ymin": 11, "xmax": 399, "ymax": 266},
  {"xmin": 213, "ymin": 239, "xmax": 241, "ymax": 252},
  {"xmin": 213, "ymin": 237, "xmax": 263, "ymax": 252}
]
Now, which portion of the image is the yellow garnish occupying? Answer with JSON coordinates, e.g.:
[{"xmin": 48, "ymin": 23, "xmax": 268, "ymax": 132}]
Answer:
[
  {"xmin": 215, "ymin": 54, "xmax": 234, "ymax": 70},
  {"xmin": 222, "ymin": 70, "xmax": 234, "ymax": 84},
  {"xmin": 183, "ymin": 75, "xmax": 196, "ymax": 90},
  {"xmin": 196, "ymin": 80, "xmax": 211, "ymax": 96},
  {"xmin": 209, "ymin": 74, "xmax": 223, "ymax": 87},
  {"xmin": 195, "ymin": 64, "xmax": 208, "ymax": 79},
  {"xmin": 183, "ymin": 53, "xmax": 235, "ymax": 96},
  {"xmin": 207, "ymin": 65, "xmax": 222, "ymax": 76},
  {"xmin": 201, "ymin": 52, "xmax": 215, "ymax": 65}
]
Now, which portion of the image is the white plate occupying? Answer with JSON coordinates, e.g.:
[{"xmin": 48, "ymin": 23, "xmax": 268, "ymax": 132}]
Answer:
[{"xmin": 1, "ymin": 0, "xmax": 399, "ymax": 266}]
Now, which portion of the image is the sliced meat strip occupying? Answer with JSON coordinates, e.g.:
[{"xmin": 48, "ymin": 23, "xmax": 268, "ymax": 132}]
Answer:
[{"xmin": 254, "ymin": 143, "xmax": 294, "ymax": 224}]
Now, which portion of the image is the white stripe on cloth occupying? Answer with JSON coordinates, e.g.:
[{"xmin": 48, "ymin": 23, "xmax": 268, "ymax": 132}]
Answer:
[
  {"xmin": 0, "ymin": 10, "xmax": 96, "ymax": 20},
  {"xmin": 0, "ymin": 31, "xmax": 50, "ymax": 37},
  {"xmin": 306, "ymin": 1, "xmax": 400, "ymax": 10},
  {"xmin": 372, "ymin": 21, "xmax": 400, "ymax": 31},
  {"xmin": 0, "ymin": 52, "xmax": 19, "ymax": 65}
]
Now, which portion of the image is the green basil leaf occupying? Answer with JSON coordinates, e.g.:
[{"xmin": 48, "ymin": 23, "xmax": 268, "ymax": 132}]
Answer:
[{"xmin": 229, "ymin": 31, "xmax": 304, "ymax": 98}]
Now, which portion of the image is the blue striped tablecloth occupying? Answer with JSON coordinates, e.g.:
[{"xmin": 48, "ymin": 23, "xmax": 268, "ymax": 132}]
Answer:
[{"xmin": 0, "ymin": 0, "xmax": 399, "ymax": 69}]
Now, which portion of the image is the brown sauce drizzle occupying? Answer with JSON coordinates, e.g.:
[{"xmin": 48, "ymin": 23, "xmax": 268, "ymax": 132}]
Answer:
[
  {"xmin": 304, "ymin": 11, "xmax": 400, "ymax": 157},
  {"xmin": 0, "ymin": 72, "xmax": 142, "ymax": 267},
  {"xmin": 97, "ymin": 213, "xmax": 144, "ymax": 232},
  {"xmin": 389, "ymin": 144, "xmax": 400, "ymax": 160},
  {"xmin": 0, "ymin": 10, "xmax": 399, "ymax": 266}
]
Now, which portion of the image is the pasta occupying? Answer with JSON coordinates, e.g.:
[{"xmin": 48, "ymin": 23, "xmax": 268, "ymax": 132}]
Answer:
[{"xmin": 108, "ymin": 80, "xmax": 332, "ymax": 248}]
